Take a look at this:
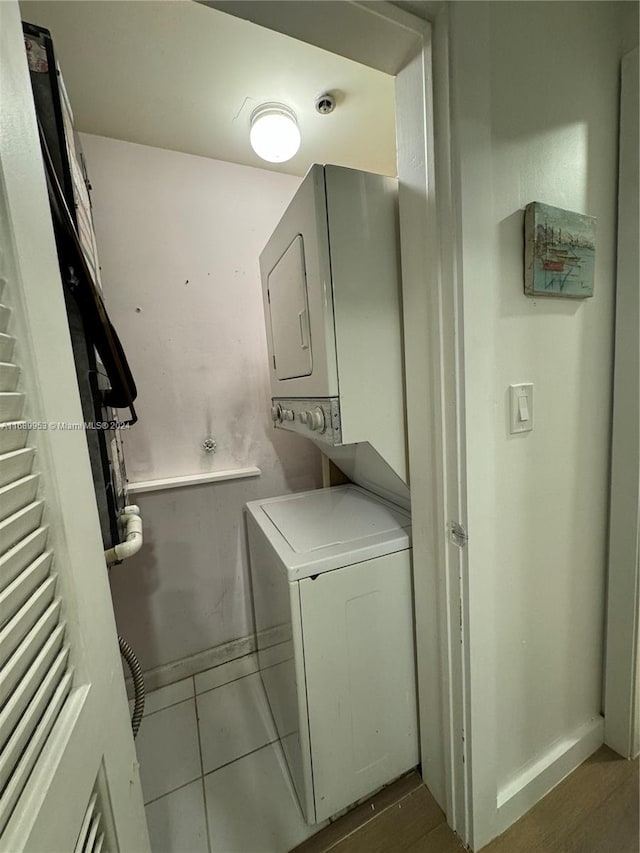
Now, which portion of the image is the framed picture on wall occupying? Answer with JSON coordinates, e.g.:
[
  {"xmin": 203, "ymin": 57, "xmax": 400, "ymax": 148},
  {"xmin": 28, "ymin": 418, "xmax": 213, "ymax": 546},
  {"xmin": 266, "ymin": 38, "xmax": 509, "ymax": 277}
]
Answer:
[{"xmin": 524, "ymin": 202, "xmax": 596, "ymax": 298}]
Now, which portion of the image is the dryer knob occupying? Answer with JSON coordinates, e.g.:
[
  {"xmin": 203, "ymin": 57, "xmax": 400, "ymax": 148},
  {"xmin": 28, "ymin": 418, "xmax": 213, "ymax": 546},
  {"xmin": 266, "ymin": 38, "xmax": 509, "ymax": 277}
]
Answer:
[
  {"xmin": 282, "ymin": 409, "xmax": 295, "ymax": 422},
  {"xmin": 309, "ymin": 408, "xmax": 326, "ymax": 432},
  {"xmin": 299, "ymin": 410, "xmax": 310, "ymax": 425},
  {"xmin": 271, "ymin": 404, "xmax": 283, "ymax": 423}
]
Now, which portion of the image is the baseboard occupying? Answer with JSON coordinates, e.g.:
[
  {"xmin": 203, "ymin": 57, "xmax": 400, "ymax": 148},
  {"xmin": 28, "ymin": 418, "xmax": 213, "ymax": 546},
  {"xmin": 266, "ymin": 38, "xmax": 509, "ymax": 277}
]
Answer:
[
  {"xmin": 495, "ymin": 715, "xmax": 604, "ymax": 835},
  {"xmin": 125, "ymin": 624, "xmax": 290, "ymax": 696}
]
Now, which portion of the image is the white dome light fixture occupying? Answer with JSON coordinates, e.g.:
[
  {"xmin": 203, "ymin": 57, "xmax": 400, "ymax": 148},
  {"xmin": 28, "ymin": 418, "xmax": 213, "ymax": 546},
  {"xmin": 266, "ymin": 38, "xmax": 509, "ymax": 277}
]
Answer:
[{"xmin": 250, "ymin": 103, "xmax": 301, "ymax": 163}]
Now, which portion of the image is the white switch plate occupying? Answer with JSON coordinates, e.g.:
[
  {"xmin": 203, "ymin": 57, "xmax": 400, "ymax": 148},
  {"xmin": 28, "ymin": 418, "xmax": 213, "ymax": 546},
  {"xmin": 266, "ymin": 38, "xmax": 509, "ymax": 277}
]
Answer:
[{"xmin": 510, "ymin": 383, "xmax": 534, "ymax": 434}]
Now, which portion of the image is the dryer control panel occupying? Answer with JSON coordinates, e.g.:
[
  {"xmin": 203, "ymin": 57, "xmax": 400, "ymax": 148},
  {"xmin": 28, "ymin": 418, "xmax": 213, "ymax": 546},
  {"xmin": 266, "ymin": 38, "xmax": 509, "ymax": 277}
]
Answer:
[{"xmin": 271, "ymin": 397, "xmax": 342, "ymax": 446}]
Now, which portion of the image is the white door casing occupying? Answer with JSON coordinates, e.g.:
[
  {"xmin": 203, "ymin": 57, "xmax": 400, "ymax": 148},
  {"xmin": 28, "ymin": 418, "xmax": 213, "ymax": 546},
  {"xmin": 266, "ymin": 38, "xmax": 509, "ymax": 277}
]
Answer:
[
  {"xmin": 604, "ymin": 46, "xmax": 640, "ymax": 761},
  {"xmin": 0, "ymin": 3, "xmax": 149, "ymax": 851}
]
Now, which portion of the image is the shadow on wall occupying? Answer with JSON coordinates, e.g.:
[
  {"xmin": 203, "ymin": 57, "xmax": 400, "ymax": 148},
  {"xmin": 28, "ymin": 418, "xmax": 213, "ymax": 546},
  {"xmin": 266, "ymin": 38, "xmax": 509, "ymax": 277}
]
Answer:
[
  {"xmin": 77, "ymin": 133, "xmax": 325, "ymax": 674},
  {"xmin": 109, "ymin": 430, "xmax": 322, "ymax": 673}
]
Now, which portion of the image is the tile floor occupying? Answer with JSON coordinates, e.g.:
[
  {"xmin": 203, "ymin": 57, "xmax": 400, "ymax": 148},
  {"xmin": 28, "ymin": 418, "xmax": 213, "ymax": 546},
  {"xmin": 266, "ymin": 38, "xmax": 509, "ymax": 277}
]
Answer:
[{"xmin": 134, "ymin": 650, "xmax": 323, "ymax": 853}]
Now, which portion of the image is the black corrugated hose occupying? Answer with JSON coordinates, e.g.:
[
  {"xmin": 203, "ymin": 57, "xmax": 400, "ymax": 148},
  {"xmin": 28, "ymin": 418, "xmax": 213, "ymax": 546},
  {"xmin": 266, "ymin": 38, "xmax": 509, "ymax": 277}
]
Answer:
[{"xmin": 118, "ymin": 634, "xmax": 145, "ymax": 738}]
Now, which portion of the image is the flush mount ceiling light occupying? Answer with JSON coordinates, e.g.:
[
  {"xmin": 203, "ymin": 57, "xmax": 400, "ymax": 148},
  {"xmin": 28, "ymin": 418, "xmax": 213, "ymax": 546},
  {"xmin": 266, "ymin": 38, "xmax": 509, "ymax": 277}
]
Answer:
[{"xmin": 250, "ymin": 103, "xmax": 301, "ymax": 163}]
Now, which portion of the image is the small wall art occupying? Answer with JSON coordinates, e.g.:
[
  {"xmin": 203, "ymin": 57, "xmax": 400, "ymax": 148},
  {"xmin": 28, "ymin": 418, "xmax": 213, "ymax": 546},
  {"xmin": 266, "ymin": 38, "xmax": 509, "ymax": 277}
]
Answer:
[{"xmin": 524, "ymin": 202, "xmax": 596, "ymax": 298}]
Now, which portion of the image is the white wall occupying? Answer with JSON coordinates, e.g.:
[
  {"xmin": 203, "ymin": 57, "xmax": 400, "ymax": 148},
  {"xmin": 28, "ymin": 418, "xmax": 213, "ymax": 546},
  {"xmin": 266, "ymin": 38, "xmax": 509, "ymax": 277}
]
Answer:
[
  {"xmin": 449, "ymin": 0, "xmax": 637, "ymax": 844},
  {"xmin": 489, "ymin": 0, "xmax": 620, "ymax": 784},
  {"xmin": 81, "ymin": 134, "xmax": 322, "ymax": 669}
]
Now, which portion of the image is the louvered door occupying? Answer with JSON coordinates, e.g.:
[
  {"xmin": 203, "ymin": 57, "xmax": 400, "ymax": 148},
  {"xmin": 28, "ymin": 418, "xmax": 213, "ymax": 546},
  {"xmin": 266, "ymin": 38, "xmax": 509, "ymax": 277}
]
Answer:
[
  {"xmin": 0, "ymin": 3, "xmax": 149, "ymax": 851},
  {"xmin": 0, "ymin": 272, "xmax": 75, "ymax": 836}
]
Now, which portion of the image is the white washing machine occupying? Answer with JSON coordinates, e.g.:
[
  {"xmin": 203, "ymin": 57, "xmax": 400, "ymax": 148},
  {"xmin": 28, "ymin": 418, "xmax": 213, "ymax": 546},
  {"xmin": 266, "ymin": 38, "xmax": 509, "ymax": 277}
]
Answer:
[{"xmin": 245, "ymin": 485, "xmax": 418, "ymax": 825}]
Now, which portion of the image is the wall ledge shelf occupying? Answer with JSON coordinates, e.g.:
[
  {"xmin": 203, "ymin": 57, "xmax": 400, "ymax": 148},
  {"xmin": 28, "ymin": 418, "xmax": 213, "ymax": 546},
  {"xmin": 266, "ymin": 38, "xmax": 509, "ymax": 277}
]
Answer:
[{"xmin": 127, "ymin": 467, "xmax": 261, "ymax": 495}]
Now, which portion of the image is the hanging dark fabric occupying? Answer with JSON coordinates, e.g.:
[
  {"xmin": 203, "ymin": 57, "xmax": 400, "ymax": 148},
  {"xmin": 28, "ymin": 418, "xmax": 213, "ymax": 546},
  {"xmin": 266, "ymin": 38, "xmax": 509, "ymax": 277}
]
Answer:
[{"xmin": 37, "ymin": 118, "xmax": 138, "ymax": 423}]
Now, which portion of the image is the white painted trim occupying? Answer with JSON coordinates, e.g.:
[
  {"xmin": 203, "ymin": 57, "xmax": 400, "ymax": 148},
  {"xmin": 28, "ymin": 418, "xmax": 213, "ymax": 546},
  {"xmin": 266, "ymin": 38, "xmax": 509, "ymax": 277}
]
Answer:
[
  {"xmin": 128, "ymin": 635, "xmax": 255, "ymax": 696},
  {"xmin": 395, "ymin": 11, "xmax": 467, "ymax": 834},
  {"xmin": 445, "ymin": 3, "xmax": 500, "ymax": 848},
  {"xmin": 125, "ymin": 624, "xmax": 289, "ymax": 695},
  {"xmin": 496, "ymin": 717, "xmax": 604, "ymax": 836},
  {"xmin": 604, "ymin": 46, "xmax": 640, "ymax": 761},
  {"xmin": 126, "ymin": 466, "xmax": 261, "ymax": 494}
]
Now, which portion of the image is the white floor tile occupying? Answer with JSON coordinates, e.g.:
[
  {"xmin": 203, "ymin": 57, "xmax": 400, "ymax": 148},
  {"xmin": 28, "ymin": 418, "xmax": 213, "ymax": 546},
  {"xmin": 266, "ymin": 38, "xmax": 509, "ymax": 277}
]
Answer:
[
  {"xmin": 195, "ymin": 654, "xmax": 259, "ymax": 695},
  {"xmin": 145, "ymin": 780, "xmax": 208, "ymax": 853},
  {"xmin": 204, "ymin": 742, "xmax": 322, "ymax": 853},
  {"xmin": 197, "ymin": 672, "xmax": 277, "ymax": 774},
  {"xmin": 258, "ymin": 641, "xmax": 294, "ymax": 671},
  {"xmin": 130, "ymin": 678, "xmax": 195, "ymax": 718},
  {"xmin": 136, "ymin": 699, "xmax": 202, "ymax": 803},
  {"xmin": 144, "ymin": 678, "xmax": 194, "ymax": 716}
]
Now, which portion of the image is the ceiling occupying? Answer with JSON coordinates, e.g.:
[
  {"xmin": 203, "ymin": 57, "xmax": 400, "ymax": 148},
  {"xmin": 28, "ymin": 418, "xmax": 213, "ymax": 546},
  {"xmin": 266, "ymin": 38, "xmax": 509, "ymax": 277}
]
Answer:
[{"xmin": 19, "ymin": 0, "xmax": 397, "ymax": 177}]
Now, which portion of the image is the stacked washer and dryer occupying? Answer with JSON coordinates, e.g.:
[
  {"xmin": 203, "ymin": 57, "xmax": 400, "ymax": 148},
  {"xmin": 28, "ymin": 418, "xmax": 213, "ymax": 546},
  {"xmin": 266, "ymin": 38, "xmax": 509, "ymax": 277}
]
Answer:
[{"xmin": 245, "ymin": 165, "xmax": 418, "ymax": 825}]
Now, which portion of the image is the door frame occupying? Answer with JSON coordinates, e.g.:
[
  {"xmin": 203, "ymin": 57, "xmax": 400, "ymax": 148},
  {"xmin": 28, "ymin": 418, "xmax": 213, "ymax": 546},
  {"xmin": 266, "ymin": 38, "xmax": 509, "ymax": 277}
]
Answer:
[
  {"xmin": 604, "ymin": 46, "xmax": 640, "ymax": 761},
  {"xmin": 204, "ymin": 0, "xmax": 471, "ymax": 844}
]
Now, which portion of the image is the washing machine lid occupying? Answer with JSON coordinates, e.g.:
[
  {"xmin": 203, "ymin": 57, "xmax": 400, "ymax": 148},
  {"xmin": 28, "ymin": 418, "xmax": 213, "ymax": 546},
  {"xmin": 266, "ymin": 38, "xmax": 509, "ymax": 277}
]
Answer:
[{"xmin": 246, "ymin": 485, "xmax": 411, "ymax": 581}]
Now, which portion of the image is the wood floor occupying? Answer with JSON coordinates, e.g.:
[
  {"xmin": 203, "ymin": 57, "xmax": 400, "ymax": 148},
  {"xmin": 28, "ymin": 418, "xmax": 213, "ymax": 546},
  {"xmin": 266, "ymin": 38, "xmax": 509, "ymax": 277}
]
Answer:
[
  {"xmin": 290, "ymin": 772, "xmax": 463, "ymax": 853},
  {"xmin": 291, "ymin": 746, "xmax": 639, "ymax": 853}
]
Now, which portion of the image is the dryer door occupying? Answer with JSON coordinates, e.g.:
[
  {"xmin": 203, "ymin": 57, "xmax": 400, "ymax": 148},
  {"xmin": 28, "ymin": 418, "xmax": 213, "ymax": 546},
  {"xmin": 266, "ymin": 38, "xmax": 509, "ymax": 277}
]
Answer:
[
  {"xmin": 260, "ymin": 164, "xmax": 338, "ymax": 399},
  {"xmin": 267, "ymin": 235, "xmax": 312, "ymax": 380}
]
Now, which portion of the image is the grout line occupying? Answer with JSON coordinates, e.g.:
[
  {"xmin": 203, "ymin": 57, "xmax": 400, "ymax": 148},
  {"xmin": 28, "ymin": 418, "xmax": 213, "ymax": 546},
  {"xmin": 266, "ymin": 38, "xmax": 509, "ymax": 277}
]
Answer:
[
  {"xmin": 202, "ymin": 738, "xmax": 281, "ymax": 779},
  {"xmin": 128, "ymin": 639, "xmax": 259, "ymax": 697},
  {"xmin": 141, "ymin": 695, "xmax": 195, "ymax": 720},
  {"xmin": 140, "ymin": 639, "xmax": 292, "ymax": 700},
  {"xmin": 137, "ymin": 673, "xmax": 198, "ymax": 719},
  {"xmin": 194, "ymin": 691, "xmax": 206, "ymax": 782},
  {"xmin": 195, "ymin": 667, "xmax": 260, "ymax": 699},
  {"xmin": 193, "ymin": 682, "xmax": 212, "ymax": 853},
  {"xmin": 201, "ymin": 776, "xmax": 211, "ymax": 853},
  {"xmin": 143, "ymin": 775, "xmax": 203, "ymax": 807},
  {"xmin": 195, "ymin": 654, "xmax": 293, "ymax": 699}
]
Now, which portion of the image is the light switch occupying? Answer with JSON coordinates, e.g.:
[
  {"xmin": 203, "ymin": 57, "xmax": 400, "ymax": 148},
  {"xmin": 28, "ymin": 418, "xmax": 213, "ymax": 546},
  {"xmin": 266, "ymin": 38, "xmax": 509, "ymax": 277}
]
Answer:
[
  {"xmin": 518, "ymin": 395, "xmax": 529, "ymax": 422},
  {"xmin": 510, "ymin": 383, "xmax": 534, "ymax": 434}
]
